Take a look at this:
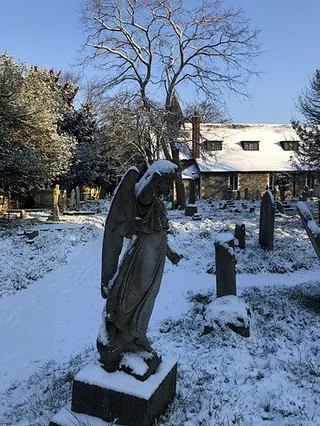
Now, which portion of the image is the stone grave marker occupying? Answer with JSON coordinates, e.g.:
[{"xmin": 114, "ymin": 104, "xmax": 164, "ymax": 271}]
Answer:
[
  {"xmin": 69, "ymin": 189, "xmax": 76, "ymax": 210},
  {"xmin": 185, "ymin": 179, "xmax": 198, "ymax": 216},
  {"xmin": 62, "ymin": 190, "xmax": 68, "ymax": 213},
  {"xmin": 296, "ymin": 201, "xmax": 320, "ymax": 258},
  {"xmin": 214, "ymin": 233, "xmax": 236, "ymax": 297},
  {"xmin": 244, "ymin": 187, "xmax": 249, "ymax": 200},
  {"xmin": 53, "ymin": 184, "xmax": 60, "ymax": 207},
  {"xmin": 259, "ymin": 190, "xmax": 275, "ymax": 250},
  {"xmin": 234, "ymin": 223, "xmax": 246, "ymax": 249}
]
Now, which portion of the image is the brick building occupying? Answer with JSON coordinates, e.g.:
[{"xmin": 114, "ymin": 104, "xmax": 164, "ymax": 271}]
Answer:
[{"xmin": 178, "ymin": 121, "xmax": 319, "ymax": 200}]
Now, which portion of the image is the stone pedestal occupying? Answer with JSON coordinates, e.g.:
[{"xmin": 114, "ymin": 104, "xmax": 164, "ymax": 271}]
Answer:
[
  {"xmin": 185, "ymin": 204, "xmax": 198, "ymax": 216},
  {"xmin": 50, "ymin": 357, "xmax": 177, "ymax": 426}
]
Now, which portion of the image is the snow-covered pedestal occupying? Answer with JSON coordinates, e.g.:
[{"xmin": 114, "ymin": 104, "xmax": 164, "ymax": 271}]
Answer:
[
  {"xmin": 50, "ymin": 357, "xmax": 177, "ymax": 426},
  {"xmin": 185, "ymin": 204, "xmax": 198, "ymax": 216}
]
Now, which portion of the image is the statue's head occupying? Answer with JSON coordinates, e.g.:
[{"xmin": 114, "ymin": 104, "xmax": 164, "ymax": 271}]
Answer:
[{"xmin": 136, "ymin": 160, "xmax": 177, "ymax": 196}]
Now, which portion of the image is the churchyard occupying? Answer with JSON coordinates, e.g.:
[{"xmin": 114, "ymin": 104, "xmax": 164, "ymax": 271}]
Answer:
[{"xmin": 0, "ymin": 198, "xmax": 319, "ymax": 425}]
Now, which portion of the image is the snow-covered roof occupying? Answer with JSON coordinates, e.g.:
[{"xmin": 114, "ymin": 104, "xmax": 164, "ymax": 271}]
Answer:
[{"xmin": 178, "ymin": 123, "xmax": 301, "ymax": 172}]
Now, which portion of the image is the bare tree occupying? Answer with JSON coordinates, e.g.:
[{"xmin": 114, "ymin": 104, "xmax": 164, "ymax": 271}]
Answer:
[
  {"xmin": 81, "ymin": 0, "xmax": 261, "ymax": 206},
  {"xmin": 184, "ymin": 100, "xmax": 230, "ymax": 123}
]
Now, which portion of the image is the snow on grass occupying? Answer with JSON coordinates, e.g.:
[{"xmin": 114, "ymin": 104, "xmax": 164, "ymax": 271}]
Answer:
[
  {"xmin": 1, "ymin": 282, "xmax": 318, "ymax": 426},
  {"xmin": 0, "ymin": 213, "xmax": 104, "ymax": 299},
  {"xmin": 0, "ymin": 199, "xmax": 319, "ymax": 425}
]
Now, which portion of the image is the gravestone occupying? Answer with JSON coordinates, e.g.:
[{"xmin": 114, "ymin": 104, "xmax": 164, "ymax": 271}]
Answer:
[
  {"xmin": 69, "ymin": 189, "xmax": 76, "ymax": 210},
  {"xmin": 62, "ymin": 190, "xmax": 68, "ymax": 213},
  {"xmin": 75, "ymin": 186, "xmax": 81, "ymax": 210},
  {"xmin": 259, "ymin": 191, "xmax": 275, "ymax": 250},
  {"xmin": 214, "ymin": 233, "xmax": 236, "ymax": 297},
  {"xmin": 185, "ymin": 204, "xmax": 197, "ymax": 216},
  {"xmin": 255, "ymin": 189, "xmax": 261, "ymax": 200},
  {"xmin": 276, "ymin": 200, "xmax": 284, "ymax": 214},
  {"xmin": 300, "ymin": 185, "xmax": 309, "ymax": 201},
  {"xmin": 234, "ymin": 223, "xmax": 246, "ymax": 249},
  {"xmin": 244, "ymin": 188, "xmax": 249, "ymax": 200},
  {"xmin": 296, "ymin": 201, "xmax": 320, "ymax": 258},
  {"xmin": 236, "ymin": 189, "xmax": 240, "ymax": 200},
  {"xmin": 48, "ymin": 205, "xmax": 60, "ymax": 222},
  {"xmin": 313, "ymin": 184, "xmax": 320, "ymax": 198},
  {"xmin": 53, "ymin": 184, "xmax": 60, "ymax": 207}
]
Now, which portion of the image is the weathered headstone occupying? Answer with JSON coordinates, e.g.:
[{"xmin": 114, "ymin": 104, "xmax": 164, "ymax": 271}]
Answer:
[
  {"xmin": 69, "ymin": 189, "xmax": 76, "ymax": 210},
  {"xmin": 236, "ymin": 189, "xmax": 241, "ymax": 200},
  {"xmin": 300, "ymin": 185, "xmax": 309, "ymax": 201},
  {"xmin": 255, "ymin": 189, "xmax": 261, "ymax": 200},
  {"xmin": 244, "ymin": 187, "xmax": 249, "ymax": 200},
  {"xmin": 259, "ymin": 190, "xmax": 275, "ymax": 250},
  {"xmin": 214, "ymin": 233, "xmax": 236, "ymax": 297},
  {"xmin": 234, "ymin": 223, "xmax": 246, "ymax": 249},
  {"xmin": 313, "ymin": 184, "xmax": 320, "ymax": 198},
  {"xmin": 75, "ymin": 186, "xmax": 81, "ymax": 210},
  {"xmin": 48, "ymin": 205, "xmax": 60, "ymax": 222},
  {"xmin": 276, "ymin": 200, "xmax": 284, "ymax": 214},
  {"xmin": 53, "ymin": 184, "xmax": 60, "ymax": 207},
  {"xmin": 296, "ymin": 201, "xmax": 320, "ymax": 258},
  {"xmin": 62, "ymin": 190, "xmax": 68, "ymax": 213}
]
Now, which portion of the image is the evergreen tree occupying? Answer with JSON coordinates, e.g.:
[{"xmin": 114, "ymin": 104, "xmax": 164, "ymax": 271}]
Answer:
[
  {"xmin": 292, "ymin": 70, "xmax": 320, "ymax": 171},
  {"xmin": 0, "ymin": 54, "xmax": 77, "ymax": 196},
  {"xmin": 60, "ymin": 103, "xmax": 103, "ymax": 189}
]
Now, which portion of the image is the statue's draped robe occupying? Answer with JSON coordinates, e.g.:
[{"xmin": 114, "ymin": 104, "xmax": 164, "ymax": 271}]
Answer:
[{"xmin": 106, "ymin": 195, "xmax": 169, "ymax": 338}]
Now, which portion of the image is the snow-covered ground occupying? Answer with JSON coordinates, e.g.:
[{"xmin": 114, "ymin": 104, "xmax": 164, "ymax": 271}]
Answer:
[{"xmin": 0, "ymin": 200, "xmax": 319, "ymax": 425}]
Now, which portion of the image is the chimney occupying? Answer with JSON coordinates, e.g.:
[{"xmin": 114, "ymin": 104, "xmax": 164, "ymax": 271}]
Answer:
[{"xmin": 192, "ymin": 112, "xmax": 200, "ymax": 158}]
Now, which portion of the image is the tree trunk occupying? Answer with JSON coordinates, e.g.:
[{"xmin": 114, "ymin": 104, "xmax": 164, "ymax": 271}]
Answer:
[{"xmin": 171, "ymin": 144, "xmax": 186, "ymax": 208}]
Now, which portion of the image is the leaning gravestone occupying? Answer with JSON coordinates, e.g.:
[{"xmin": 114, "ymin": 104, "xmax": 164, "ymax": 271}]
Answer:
[
  {"xmin": 259, "ymin": 190, "xmax": 275, "ymax": 250},
  {"xmin": 296, "ymin": 201, "xmax": 320, "ymax": 258},
  {"xmin": 50, "ymin": 160, "xmax": 182, "ymax": 426},
  {"xmin": 214, "ymin": 233, "xmax": 236, "ymax": 297}
]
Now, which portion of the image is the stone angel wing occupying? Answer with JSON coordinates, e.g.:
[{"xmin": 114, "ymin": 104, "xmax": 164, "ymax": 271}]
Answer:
[{"xmin": 101, "ymin": 167, "xmax": 140, "ymax": 299}]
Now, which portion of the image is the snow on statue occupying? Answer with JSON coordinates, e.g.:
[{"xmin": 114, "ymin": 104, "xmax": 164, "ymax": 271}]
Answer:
[{"xmin": 97, "ymin": 160, "xmax": 183, "ymax": 380}]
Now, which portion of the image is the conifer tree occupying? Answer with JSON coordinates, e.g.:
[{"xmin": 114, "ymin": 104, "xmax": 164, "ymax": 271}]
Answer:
[{"xmin": 292, "ymin": 70, "xmax": 320, "ymax": 171}]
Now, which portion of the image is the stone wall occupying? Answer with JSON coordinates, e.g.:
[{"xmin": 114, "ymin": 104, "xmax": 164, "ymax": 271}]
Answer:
[
  {"xmin": 201, "ymin": 174, "xmax": 230, "ymax": 199},
  {"xmin": 198, "ymin": 171, "xmax": 319, "ymax": 200},
  {"xmin": 201, "ymin": 172, "xmax": 268, "ymax": 200},
  {"xmin": 239, "ymin": 173, "xmax": 269, "ymax": 199}
]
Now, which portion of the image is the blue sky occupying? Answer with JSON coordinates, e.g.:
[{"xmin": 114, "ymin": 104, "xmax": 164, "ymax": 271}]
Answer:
[{"xmin": 1, "ymin": 0, "xmax": 319, "ymax": 123}]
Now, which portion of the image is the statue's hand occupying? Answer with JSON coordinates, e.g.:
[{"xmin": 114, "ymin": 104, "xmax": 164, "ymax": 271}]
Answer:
[{"xmin": 171, "ymin": 253, "xmax": 183, "ymax": 265}]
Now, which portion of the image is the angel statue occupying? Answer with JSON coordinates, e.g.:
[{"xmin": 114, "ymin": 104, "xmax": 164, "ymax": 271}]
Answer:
[{"xmin": 97, "ymin": 160, "xmax": 183, "ymax": 381}]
